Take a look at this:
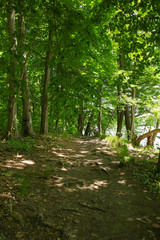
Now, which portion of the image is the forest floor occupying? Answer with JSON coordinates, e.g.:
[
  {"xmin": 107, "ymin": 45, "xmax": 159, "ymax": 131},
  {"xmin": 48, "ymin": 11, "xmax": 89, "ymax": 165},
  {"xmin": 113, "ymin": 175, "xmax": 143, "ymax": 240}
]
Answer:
[{"xmin": 0, "ymin": 136, "xmax": 160, "ymax": 240}]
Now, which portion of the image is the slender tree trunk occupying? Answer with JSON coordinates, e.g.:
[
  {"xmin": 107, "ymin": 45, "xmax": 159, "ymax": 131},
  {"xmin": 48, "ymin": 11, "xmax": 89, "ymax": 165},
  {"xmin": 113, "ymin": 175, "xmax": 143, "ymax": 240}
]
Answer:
[
  {"xmin": 77, "ymin": 102, "xmax": 84, "ymax": 135},
  {"xmin": 116, "ymin": 87, "xmax": 124, "ymax": 138},
  {"xmin": 78, "ymin": 112, "xmax": 84, "ymax": 135},
  {"xmin": 117, "ymin": 109, "xmax": 124, "ymax": 138},
  {"xmin": 116, "ymin": 54, "xmax": 125, "ymax": 138},
  {"xmin": 19, "ymin": 13, "xmax": 35, "ymax": 137},
  {"xmin": 85, "ymin": 122, "xmax": 91, "ymax": 136},
  {"xmin": 147, "ymin": 131, "xmax": 153, "ymax": 146},
  {"xmin": 40, "ymin": 29, "xmax": 52, "ymax": 135},
  {"xmin": 123, "ymin": 89, "xmax": 131, "ymax": 140},
  {"xmin": 153, "ymin": 119, "xmax": 159, "ymax": 145},
  {"xmin": 98, "ymin": 108, "xmax": 102, "ymax": 135},
  {"xmin": 131, "ymin": 86, "xmax": 136, "ymax": 141},
  {"xmin": 157, "ymin": 150, "xmax": 160, "ymax": 173},
  {"xmin": 62, "ymin": 120, "xmax": 65, "ymax": 133},
  {"xmin": 124, "ymin": 103, "xmax": 131, "ymax": 140},
  {"xmin": 6, "ymin": 2, "xmax": 19, "ymax": 139},
  {"xmin": 85, "ymin": 114, "xmax": 93, "ymax": 136},
  {"xmin": 55, "ymin": 118, "xmax": 59, "ymax": 133},
  {"xmin": 97, "ymin": 88, "xmax": 102, "ymax": 135}
]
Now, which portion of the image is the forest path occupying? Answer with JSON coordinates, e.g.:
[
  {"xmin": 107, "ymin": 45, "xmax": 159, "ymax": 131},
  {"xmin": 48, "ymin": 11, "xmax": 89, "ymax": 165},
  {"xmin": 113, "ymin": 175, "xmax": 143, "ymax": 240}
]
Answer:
[{"xmin": 0, "ymin": 136, "xmax": 160, "ymax": 240}]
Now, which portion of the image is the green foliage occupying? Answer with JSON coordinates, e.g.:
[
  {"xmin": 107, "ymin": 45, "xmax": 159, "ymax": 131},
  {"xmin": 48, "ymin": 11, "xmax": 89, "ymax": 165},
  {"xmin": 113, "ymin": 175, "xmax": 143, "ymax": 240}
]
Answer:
[
  {"xmin": 1, "ymin": 173, "xmax": 10, "ymax": 177},
  {"xmin": 133, "ymin": 159, "xmax": 160, "ymax": 196},
  {"xmin": 0, "ymin": 0, "xmax": 159, "ymax": 142},
  {"xmin": 118, "ymin": 144, "xmax": 130, "ymax": 164},
  {"xmin": 105, "ymin": 136, "xmax": 124, "ymax": 147},
  {"xmin": 5, "ymin": 138, "xmax": 36, "ymax": 153}
]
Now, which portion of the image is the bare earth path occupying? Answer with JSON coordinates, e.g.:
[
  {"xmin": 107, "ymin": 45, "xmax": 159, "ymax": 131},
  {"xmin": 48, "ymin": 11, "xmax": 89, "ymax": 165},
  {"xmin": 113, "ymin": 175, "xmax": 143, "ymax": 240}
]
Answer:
[{"xmin": 0, "ymin": 136, "xmax": 160, "ymax": 240}]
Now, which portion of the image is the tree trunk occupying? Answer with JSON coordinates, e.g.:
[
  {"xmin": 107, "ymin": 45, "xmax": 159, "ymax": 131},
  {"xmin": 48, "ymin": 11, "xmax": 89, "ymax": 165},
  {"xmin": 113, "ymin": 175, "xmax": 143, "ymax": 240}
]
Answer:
[
  {"xmin": 135, "ymin": 129, "xmax": 160, "ymax": 145},
  {"xmin": 131, "ymin": 86, "xmax": 136, "ymax": 141},
  {"xmin": 117, "ymin": 108, "xmax": 124, "ymax": 138},
  {"xmin": 124, "ymin": 103, "xmax": 131, "ymax": 140},
  {"xmin": 40, "ymin": 29, "xmax": 52, "ymax": 135},
  {"xmin": 116, "ymin": 87, "xmax": 124, "ymax": 138},
  {"xmin": 157, "ymin": 150, "xmax": 160, "ymax": 173},
  {"xmin": 85, "ymin": 114, "xmax": 93, "ymax": 136},
  {"xmin": 152, "ymin": 119, "xmax": 159, "ymax": 145},
  {"xmin": 97, "ymin": 88, "xmax": 102, "ymax": 135},
  {"xmin": 85, "ymin": 121, "xmax": 91, "ymax": 136},
  {"xmin": 78, "ymin": 113, "xmax": 83, "ymax": 135},
  {"xmin": 6, "ymin": 2, "xmax": 19, "ymax": 139},
  {"xmin": 55, "ymin": 118, "xmax": 59, "ymax": 133},
  {"xmin": 147, "ymin": 132, "xmax": 153, "ymax": 146},
  {"xmin": 19, "ymin": 13, "xmax": 35, "ymax": 137},
  {"xmin": 116, "ymin": 54, "xmax": 125, "ymax": 138},
  {"xmin": 77, "ymin": 102, "xmax": 84, "ymax": 135}
]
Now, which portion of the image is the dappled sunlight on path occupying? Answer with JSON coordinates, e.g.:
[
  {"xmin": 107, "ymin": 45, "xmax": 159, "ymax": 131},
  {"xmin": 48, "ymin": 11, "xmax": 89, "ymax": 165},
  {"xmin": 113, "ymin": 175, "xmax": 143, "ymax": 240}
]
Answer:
[{"xmin": 0, "ymin": 136, "xmax": 160, "ymax": 239}]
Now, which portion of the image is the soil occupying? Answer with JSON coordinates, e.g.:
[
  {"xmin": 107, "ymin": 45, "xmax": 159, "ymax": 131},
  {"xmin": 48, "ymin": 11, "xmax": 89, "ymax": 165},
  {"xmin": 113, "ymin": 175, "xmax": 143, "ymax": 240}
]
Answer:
[{"xmin": 0, "ymin": 136, "xmax": 160, "ymax": 240}]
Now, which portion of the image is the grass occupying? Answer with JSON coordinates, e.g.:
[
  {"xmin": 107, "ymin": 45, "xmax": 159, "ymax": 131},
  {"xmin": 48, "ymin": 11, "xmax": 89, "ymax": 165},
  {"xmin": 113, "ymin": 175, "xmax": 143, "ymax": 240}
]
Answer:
[{"xmin": 104, "ymin": 136, "xmax": 160, "ymax": 195}]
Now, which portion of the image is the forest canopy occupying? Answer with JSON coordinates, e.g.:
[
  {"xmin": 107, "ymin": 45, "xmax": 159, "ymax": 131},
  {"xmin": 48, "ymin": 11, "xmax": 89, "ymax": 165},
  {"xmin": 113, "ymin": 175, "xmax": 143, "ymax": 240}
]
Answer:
[{"xmin": 0, "ymin": 0, "xmax": 160, "ymax": 146}]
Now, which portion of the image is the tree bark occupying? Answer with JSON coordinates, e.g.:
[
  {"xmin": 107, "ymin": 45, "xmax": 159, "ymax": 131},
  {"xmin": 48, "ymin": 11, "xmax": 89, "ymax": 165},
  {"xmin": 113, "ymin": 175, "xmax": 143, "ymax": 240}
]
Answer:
[
  {"xmin": 19, "ymin": 13, "xmax": 35, "ymax": 137},
  {"xmin": 135, "ymin": 129, "xmax": 160, "ymax": 145},
  {"xmin": 152, "ymin": 119, "xmax": 159, "ymax": 145},
  {"xmin": 55, "ymin": 118, "xmax": 59, "ymax": 133},
  {"xmin": 124, "ymin": 103, "xmax": 131, "ymax": 140},
  {"xmin": 131, "ymin": 86, "xmax": 136, "ymax": 141},
  {"xmin": 116, "ymin": 87, "xmax": 124, "ymax": 138},
  {"xmin": 116, "ymin": 54, "xmax": 125, "ymax": 138},
  {"xmin": 78, "ymin": 112, "xmax": 84, "ymax": 135},
  {"xmin": 40, "ymin": 29, "xmax": 52, "ymax": 135},
  {"xmin": 6, "ymin": 1, "xmax": 19, "ymax": 139},
  {"xmin": 157, "ymin": 150, "xmax": 160, "ymax": 173},
  {"xmin": 85, "ymin": 121, "xmax": 91, "ymax": 136},
  {"xmin": 85, "ymin": 114, "xmax": 93, "ymax": 136},
  {"xmin": 98, "ymin": 110, "xmax": 102, "ymax": 135}
]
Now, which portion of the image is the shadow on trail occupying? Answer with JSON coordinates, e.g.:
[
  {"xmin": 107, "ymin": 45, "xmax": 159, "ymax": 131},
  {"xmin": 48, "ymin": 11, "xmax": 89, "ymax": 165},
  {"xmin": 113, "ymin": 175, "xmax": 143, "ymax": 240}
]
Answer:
[{"xmin": 0, "ymin": 137, "xmax": 160, "ymax": 239}]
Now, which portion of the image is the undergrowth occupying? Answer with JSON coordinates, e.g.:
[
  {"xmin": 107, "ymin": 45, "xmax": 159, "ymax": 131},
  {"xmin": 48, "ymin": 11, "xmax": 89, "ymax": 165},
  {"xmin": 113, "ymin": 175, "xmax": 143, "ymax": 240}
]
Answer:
[
  {"xmin": 104, "ymin": 136, "xmax": 160, "ymax": 196},
  {"xmin": 5, "ymin": 137, "xmax": 37, "ymax": 153},
  {"xmin": 2, "ymin": 135, "xmax": 64, "ymax": 153}
]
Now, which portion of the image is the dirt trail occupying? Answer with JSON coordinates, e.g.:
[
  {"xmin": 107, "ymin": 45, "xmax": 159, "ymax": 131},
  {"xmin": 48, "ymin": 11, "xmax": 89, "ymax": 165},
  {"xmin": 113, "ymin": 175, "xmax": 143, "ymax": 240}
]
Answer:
[{"xmin": 0, "ymin": 136, "xmax": 160, "ymax": 240}]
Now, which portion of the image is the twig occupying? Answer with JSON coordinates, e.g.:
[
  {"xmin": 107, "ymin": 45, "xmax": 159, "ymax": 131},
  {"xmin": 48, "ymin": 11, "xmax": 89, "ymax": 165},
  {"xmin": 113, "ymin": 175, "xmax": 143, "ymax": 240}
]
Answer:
[
  {"xmin": 61, "ymin": 207, "xmax": 79, "ymax": 213},
  {"xmin": 78, "ymin": 201, "xmax": 107, "ymax": 212}
]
